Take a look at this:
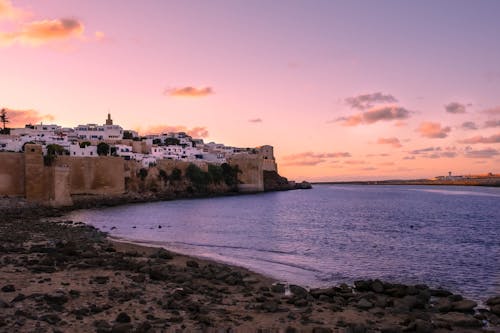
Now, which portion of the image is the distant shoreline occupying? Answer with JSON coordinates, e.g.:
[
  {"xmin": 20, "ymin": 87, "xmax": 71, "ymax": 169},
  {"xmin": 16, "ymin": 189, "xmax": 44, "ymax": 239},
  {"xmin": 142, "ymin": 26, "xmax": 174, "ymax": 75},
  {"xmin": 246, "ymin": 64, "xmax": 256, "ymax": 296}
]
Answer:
[{"xmin": 312, "ymin": 179, "xmax": 500, "ymax": 187}]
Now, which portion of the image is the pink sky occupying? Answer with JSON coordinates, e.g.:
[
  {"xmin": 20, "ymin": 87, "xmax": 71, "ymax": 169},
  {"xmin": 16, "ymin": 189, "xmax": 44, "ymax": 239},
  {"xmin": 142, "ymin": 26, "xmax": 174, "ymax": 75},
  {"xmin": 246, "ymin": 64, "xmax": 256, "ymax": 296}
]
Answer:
[{"xmin": 1, "ymin": 0, "xmax": 499, "ymax": 181}]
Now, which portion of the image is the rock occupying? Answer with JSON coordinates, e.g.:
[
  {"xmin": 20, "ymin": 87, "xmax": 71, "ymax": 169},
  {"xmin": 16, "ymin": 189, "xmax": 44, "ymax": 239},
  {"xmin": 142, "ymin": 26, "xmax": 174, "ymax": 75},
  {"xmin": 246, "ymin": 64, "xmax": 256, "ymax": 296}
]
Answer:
[
  {"xmin": 490, "ymin": 304, "xmax": 500, "ymax": 316},
  {"xmin": 10, "ymin": 293, "xmax": 25, "ymax": 303},
  {"xmin": 111, "ymin": 323, "xmax": 134, "ymax": 333},
  {"xmin": 94, "ymin": 320, "xmax": 111, "ymax": 333},
  {"xmin": 92, "ymin": 276, "xmax": 110, "ymax": 284},
  {"xmin": 486, "ymin": 296, "xmax": 500, "ymax": 306},
  {"xmin": 1, "ymin": 285, "xmax": 15, "ymax": 293},
  {"xmin": 149, "ymin": 248, "xmax": 173, "ymax": 260},
  {"xmin": 354, "ymin": 280, "xmax": 372, "ymax": 292},
  {"xmin": 435, "ymin": 298, "xmax": 453, "ymax": 313},
  {"xmin": 115, "ymin": 312, "xmax": 131, "ymax": 323},
  {"xmin": 452, "ymin": 299, "xmax": 477, "ymax": 312},
  {"xmin": 186, "ymin": 260, "xmax": 199, "ymax": 268},
  {"xmin": 434, "ymin": 312, "xmax": 482, "ymax": 328},
  {"xmin": 0, "ymin": 299, "xmax": 10, "ymax": 308},
  {"xmin": 407, "ymin": 319, "xmax": 433, "ymax": 333},
  {"xmin": 270, "ymin": 283, "xmax": 285, "ymax": 293},
  {"xmin": 429, "ymin": 288, "xmax": 452, "ymax": 297},
  {"xmin": 262, "ymin": 300, "xmax": 279, "ymax": 312},
  {"xmin": 44, "ymin": 291, "xmax": 69, "ymax": 305},
  {"xmin": 371, "ymin": 280, "xmax": 384, "ymax": 293},
  {"xmin": 357, "ymin": 298, "xmax": 373, "ymax": 310},
  {"xmin": 39, "ymin": 313, "xmax": 61, "ymax": 324},
  {"xmin": 289, "ymin": 285, "xmax": 308, "ymax": 298}
]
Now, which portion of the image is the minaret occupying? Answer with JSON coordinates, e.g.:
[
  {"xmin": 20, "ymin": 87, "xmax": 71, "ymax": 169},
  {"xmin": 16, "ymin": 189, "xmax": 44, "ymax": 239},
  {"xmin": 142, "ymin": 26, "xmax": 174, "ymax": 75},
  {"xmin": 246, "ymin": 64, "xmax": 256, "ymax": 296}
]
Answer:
[{"xmin": 106, "ymin": 113, "xmax": 113, "ymax": 125}]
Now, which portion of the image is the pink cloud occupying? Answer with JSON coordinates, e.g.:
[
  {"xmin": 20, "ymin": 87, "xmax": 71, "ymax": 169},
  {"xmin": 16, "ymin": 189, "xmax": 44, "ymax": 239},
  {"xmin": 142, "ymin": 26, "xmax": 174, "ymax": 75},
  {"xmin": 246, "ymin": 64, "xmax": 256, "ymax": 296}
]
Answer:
[
  {"xmin": 249, "ymin": 118, "xmax": 262, "ymax": 123},
  {"xmin": 417, "ymin": 122, "xmax": 451, "ymax": 138},
  {"xmin": 336, "ymin": 105, "xmax": 410, "ymax": 126},
  {"xmin": 0, "ymin": 0, "xmax": 31, "ymax": 21},
  {"xmin": 164, "ymin": 86, "xmax": 214, "ymax": 97},
  {"xmin": 345, "ymin": 92, "xmax": 398, "ymax": 110},
  {"xmin": 377, "ymin": 137, "xmax": 402, "ymax": 148},
  {"xmin": 0, "ymin": 18, "xmax": 84, "ymax": 46},
  {"xmin": 459, "ymin": 133, "xmax": 500, "ymax": 144},
  {"xmin": 3, "ymin": 108, "xmax": 55, "ymax": 127},
  {"xmin": 282, "ymin": 151, "xmax": 351, "ymax": 166},
  {"xmin": 140, "ymin": 125, "xmax": 209, "ymax": 138}
]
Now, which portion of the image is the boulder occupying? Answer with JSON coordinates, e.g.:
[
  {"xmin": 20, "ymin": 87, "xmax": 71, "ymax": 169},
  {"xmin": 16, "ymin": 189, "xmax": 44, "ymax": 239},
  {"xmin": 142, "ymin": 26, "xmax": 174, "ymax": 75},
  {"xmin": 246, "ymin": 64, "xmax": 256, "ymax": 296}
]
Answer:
[
  {"xmin": 357, "ymin": 298, "xmax": 373, "ymax": 310},
  {"xmin": 486, "ymin": 296, "xmax": 500, "ymax": 306},
  {"xmin": 434, "ymin": 312, "xmax": 482, "ymax": 328},
  {"xmin": 451, "ymin": 299, "xmax": 477, "ymax": 312}
]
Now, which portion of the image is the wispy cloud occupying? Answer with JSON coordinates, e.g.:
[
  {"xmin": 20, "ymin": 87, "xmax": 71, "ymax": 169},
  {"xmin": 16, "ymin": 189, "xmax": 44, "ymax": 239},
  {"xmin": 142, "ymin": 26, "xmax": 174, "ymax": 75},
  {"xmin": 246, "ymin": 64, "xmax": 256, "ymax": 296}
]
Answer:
[
  {"xmin": 345, "ymin": 92, "xmax": 398, "ymax": 110},
  {"xmin": 0, "ymin": 0, "xmax": 31, "ymax": 21},
  {"xmin": 464, "ymin": 148, "xmax": 499, "ymax": 159},
  {"xmin": 3, "ymin": 108, "xmax": 55, "ymax": 127},
  {"xmin": 248, "ymin": 118, "xmax": 262, "ymax": 123},
  {"xmin": 484, "ymin": 119, "xmax": 500, "ymax": 128},
  {"xmin": 482, "ymin": 106, "xmax": 500, "ymax": 116},
  {"xmin": 335, "ymin": 105, "xmax": 410, "ymax": 126},
  {"xmin": 282, "ymin": 151, "xmax": 351, "ymax": 166},
  {"xmin": 0, "ymin": 18, "xmax": 84, "ymax": 46},
  {"xmin": 444, "ymin": 102, "xmax": 466, "ymax": 114},
  {"xmin": 417, "ymin": 122, "xmax": 451, "ymax": 138},
  {"xmin": 459, "ymin": 133, "xmax": 500, "ymax": 144},
  {"xmin": 461, "ymin": 121, "xmax": 478, "ymax": 130},
  {"xmin": 377, "ymin": 137, "xmax": 402, "ymax": 148},
  {"xmin": 140, "ymin": 125, "xmax": 209, "ymax": 138},
  {"xmin": 164, "ymin": 86, "xmax": 214, "ymax": 97}
]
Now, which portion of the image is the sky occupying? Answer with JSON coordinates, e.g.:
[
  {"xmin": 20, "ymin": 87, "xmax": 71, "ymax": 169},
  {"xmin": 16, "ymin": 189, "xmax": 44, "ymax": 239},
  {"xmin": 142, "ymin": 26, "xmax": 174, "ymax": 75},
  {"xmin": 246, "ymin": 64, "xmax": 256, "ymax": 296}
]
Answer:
[{"xmin": 1, "ymin": 0, "xmax": 499, "ymax": 181}]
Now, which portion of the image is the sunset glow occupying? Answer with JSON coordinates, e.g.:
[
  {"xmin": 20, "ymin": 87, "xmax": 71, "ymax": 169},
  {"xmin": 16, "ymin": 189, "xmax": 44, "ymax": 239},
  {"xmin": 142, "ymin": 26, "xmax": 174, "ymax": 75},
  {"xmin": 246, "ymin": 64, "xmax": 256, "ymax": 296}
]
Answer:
[{"xmin": 1, "ymin": 0, "xmax": 499, "ymax": 181}]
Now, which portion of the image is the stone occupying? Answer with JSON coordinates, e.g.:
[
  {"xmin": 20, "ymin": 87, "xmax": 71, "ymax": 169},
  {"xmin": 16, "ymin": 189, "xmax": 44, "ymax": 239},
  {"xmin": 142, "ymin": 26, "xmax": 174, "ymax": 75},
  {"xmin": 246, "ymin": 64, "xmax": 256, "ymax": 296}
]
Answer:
[
  {"xmin": 429, "ymin": 288, "xmax": 452, "ymax": 297},
  {"xmin": 44, "ymin": 291, "xmax": 69, "ymax": 305},
  {"xmin": 380, "ymin": 325, "xmax": 403, "ymax": 333},
  {"xmin": 371, "ymin": 280, "xmax": 384, "ymax": 293},
  {"xmin": 486, "ymin": 296, "xmax": 500, "ymax": 306},
  {"xmin": 0, "ymin": 299, "xmax": 10, "ymax": 308},
  {"xmin": 262, "ymin": 300, "xmax": 279, "ymax": 312},
  {"xmin": 452, "ymin": 299, "xmax": 477, "ymax": 312},
  {"xmin": 354, "ymin": 280, "xmax": 372, "ymax": 292},
  {"xmin": 186, "ymin": 260, "xmax": 199, "ymax": 268},
  {"xmin": 1, "ymin": 285, "xmax": 15, "ymax": 293},
  {"xmin": 490, "ymin": 304, "xmax": 500, "ymax": 316},
  {"xmin": 412, "ymin": 319, "xmax": 433, "ymax": 333},
  {"xmin": 289, "ymin": 285, "xmax": 308, "ymax": 298},
  {"xmin": 92, "ymin": 276, "xmax": 110, "ymax": 284},
  {"xmin": 115, "ymin": 312, "xmax": 132, "ymax": 323},
  {"xmin": 435, "ymin": 298, "xmax": 452, "ymax": 313},
  {"xmin": 111, "ymin": 323, "xmax": 134, "ymax": 333},
  {"xmin": 434, "ymin": 312, "xmax": 482, "ymax": 328},
  {"xmin": 270, "ymin": 284, "xmax": 285, "ymax": 293},
  {"xmin": 39, "ymin": 313, "xmax": 61, "ymax": 324},
  {"xmin": 356, "ymin": 298, "xmax": 373, "ymax": 310}
]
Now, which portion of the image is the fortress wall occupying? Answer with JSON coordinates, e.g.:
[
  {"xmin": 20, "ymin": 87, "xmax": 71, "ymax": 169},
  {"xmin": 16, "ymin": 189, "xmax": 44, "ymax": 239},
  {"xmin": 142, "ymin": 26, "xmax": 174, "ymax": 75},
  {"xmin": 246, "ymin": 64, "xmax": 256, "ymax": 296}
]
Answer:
[
  {"xmin": 0, "ymin": 152, "xmax": 25, "ymax": 196},
  {"xmin": 55, "ymin": 156, "xmax": 125, "ymax": 195},
  {"xmin": 228, "ymin": 156, "xmax": 264, "ymax": 192}
]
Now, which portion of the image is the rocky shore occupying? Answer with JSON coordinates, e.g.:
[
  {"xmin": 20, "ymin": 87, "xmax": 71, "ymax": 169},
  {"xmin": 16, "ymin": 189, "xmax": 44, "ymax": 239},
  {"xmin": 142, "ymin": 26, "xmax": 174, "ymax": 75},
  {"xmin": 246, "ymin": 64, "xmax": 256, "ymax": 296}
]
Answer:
[{"xmin": 1, "ymin": 202, "xmax": 499, "ymax": 332}]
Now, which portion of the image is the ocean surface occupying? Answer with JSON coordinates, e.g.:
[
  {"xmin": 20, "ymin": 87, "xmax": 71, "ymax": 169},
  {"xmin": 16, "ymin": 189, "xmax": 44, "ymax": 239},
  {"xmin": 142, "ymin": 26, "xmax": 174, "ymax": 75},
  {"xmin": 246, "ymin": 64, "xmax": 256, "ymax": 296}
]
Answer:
[{"xmin": 63, "ymin": 185, "xmax": 500, "ymax": 301}]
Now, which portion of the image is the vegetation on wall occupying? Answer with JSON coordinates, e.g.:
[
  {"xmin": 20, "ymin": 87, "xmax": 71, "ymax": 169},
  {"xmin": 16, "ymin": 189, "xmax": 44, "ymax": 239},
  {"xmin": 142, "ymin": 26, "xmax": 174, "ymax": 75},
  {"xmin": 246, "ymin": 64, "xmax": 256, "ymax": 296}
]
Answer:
[
  {"xmin": 122, "ymin": 131, "xmax": 133, "ymax": 140},
  {"xmin": 97, "ymin": 142, "xmax": 110, "ymax": 156},
  {"xmin": 44, "ymin": 144, "xmax": 66, "ymax": 166}
]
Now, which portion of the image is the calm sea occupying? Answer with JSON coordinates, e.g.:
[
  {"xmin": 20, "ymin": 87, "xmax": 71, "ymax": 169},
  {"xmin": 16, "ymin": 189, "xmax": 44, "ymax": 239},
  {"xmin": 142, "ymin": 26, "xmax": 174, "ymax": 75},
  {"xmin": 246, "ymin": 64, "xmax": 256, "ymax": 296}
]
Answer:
[{"xmin": 63, "ymin": 185, "xmax": 500, "ymax": 301}]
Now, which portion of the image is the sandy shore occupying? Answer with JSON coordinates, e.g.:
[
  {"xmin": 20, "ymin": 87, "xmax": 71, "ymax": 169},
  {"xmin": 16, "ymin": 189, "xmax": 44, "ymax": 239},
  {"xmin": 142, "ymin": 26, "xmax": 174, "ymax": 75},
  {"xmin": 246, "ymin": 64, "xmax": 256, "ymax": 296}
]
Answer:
[{"xmin": 1, "ymin": 201, "xmax": 499, "ymax": 332}]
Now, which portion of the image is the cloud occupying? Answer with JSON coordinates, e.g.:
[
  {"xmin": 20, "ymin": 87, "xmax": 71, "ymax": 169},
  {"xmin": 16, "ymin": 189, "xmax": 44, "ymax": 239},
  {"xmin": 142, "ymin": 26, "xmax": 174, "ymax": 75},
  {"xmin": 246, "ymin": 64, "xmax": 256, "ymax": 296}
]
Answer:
[
  {"xmin": 484, "ymin": 119, "xmax": 500, "ymax": 128},
  {"xmin": 94, "ymin": 31, "xmax": 105, "ymax": 41},
  {"xmin": 0, "ymin": 18, "xmax": 84, "ymax": 46},
  {"xmin": 344, "ymin": 160, "xmax": 365, "ymax": 165},
  {"xmin": 3, "ymin": 108, "xmax": 55, "ymax": 127},
  {"xmin": 409, "ymin": 147, "xmax": 440, "ymax": 155},
  {"xmin": 336, "ymin": 105, "xmax": 410, "ymax": 126},
  {"xmin": 345, "ymin": 92, "xmax": 398, "ymax": 110},
  {"xmin": 403, "ymin": 156, "xmax": 416, "ymax": 160},
  {"xmin": 140, "ymin": 125, "xmax": 209, "ymax": 138},
  {"xmin": 444, "ymin": 102, "xmax": 466, "ymax": 114},
  {"xmin": 464, "ymin": 148, "xmax": 499, "ymax": 159},
  {"xmin": 458, "ymin": 133, "xmax": 500, "ymax": 144},
  {"xmin": 461, "ymin": 121, "xmax": 478, "ymax": 130},
  {"xmin": 426, "ymin": 152, "xmax": 457, "ymax": 159},
  {"xmin": 377, "ymin": 137, "xmax": 402, "ymax": 148},
  {"xmin": 417, "ymin": 122, "xmax": 451, "ymax": 138},
  {"xmin": 482, "ymin": 106, "xmax": 500, "ymax": 116},
  {"xmin": 282, "ymin": 151, "xmax": 351, "ymax": 166},
  {"xmin": 0, "ymin": 0, "xmax": 31, "ymax": 21},
  {"xmin": 248, "ymin": 118, "xmax": 262, "ymax": 123},
  {"xmin": 164, "ymin": 86, "xmax": 214, "ymax": 97}
]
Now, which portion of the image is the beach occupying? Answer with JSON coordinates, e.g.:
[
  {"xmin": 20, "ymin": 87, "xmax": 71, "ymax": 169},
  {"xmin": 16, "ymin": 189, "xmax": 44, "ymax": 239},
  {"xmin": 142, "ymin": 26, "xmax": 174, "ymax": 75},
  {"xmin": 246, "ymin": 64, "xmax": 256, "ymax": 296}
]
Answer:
[{"xmin": 1, "ymin": 199, "xmax": 499, "ymax": 332}]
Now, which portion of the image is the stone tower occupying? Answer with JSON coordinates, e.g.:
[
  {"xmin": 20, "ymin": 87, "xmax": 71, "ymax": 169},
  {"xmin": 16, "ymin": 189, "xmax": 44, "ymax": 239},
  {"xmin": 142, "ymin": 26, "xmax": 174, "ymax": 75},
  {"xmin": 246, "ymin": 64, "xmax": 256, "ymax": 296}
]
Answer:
[
  {"xmin": 106, "ymin": 113, "xmax": 113, "ymax": 125},
  {"xmin": 24, "ymin": 144, "xmax": 45, "ymax": 202}
]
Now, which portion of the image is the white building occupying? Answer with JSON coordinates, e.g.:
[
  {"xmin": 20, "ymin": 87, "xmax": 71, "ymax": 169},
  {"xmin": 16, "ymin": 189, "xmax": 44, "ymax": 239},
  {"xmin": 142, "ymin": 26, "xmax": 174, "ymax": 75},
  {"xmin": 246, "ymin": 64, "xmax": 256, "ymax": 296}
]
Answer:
[{"xmin": 69, "ymin": 143, "xmax": 98, "ymax": 157}]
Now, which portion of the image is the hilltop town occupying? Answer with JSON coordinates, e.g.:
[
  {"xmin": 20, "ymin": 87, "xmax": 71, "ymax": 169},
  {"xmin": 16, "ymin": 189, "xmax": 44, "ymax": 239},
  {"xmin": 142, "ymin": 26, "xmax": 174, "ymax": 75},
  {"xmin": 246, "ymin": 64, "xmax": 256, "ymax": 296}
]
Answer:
[
  {"xmin": 0, "ymin": 113, "xmax": 277, "ymax": 169},
  {"xmin": 0, "ymin": 113, "xmax": 308, "ymax": 207}
]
